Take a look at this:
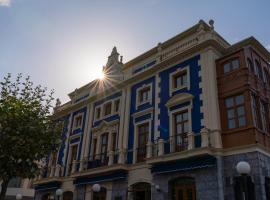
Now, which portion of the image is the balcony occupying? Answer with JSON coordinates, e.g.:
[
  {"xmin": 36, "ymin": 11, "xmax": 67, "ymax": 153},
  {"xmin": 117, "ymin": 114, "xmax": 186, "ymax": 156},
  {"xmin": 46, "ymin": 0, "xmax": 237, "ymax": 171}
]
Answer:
[
  {"xmin": 33, "ymin": 164, "xmax": 64, "ymax": 185},
  {"xmin": 147, "ymin": 128, "xmax": 222, "ymax": 164},
  {"xmin": 36, "ymin": 128, "xmax": 222, "ymax": 181}
]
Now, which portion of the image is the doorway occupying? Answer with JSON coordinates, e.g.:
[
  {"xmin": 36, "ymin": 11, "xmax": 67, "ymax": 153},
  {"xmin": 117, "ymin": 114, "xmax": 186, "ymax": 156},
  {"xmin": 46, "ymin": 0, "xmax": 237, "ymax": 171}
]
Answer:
[{"xmin": 170, "ymin": 177, "xmax": 196, "ymax": 200}]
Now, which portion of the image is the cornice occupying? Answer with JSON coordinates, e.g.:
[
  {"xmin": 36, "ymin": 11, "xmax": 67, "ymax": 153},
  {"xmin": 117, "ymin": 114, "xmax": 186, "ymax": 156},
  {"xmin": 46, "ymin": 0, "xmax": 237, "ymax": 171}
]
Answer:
[{"xmin": 53, "ymin": 39, "xmax": 227, "ymax": 119}]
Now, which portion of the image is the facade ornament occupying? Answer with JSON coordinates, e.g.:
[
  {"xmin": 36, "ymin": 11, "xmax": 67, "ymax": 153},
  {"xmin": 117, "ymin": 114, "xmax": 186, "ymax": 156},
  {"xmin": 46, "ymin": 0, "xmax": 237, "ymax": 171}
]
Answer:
[{"xmin": 103, "ymin": 47, "xmax": 124, "ymax": 82}]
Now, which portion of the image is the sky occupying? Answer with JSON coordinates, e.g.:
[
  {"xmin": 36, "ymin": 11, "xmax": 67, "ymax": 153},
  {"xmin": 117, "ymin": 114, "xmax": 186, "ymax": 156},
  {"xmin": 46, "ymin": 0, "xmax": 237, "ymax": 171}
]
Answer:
[{"xmin": 0, "ymin": 0, "xmax": 270, "ymax": 103}]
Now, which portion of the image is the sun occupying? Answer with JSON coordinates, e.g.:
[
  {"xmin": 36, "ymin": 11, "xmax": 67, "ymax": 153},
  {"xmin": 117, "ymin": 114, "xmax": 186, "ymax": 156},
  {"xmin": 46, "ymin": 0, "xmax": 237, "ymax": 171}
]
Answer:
[{"xmin": 96, "ymin": 70, "xmax": 105, "ymax": 80}]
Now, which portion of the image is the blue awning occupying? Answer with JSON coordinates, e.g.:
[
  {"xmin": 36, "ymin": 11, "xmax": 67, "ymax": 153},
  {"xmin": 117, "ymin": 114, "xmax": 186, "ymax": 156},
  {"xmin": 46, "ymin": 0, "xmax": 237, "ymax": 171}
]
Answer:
[
  {"xmin": 73, "ymin": 170, "xmax": 127, "ymax": 186},
  {"xmin": 151, "ymin": 154, "xmax": 216, "ymax": 174},
  {"xmin": 35, "ymin": 181, "xmax": 61, "ymax": 191}
]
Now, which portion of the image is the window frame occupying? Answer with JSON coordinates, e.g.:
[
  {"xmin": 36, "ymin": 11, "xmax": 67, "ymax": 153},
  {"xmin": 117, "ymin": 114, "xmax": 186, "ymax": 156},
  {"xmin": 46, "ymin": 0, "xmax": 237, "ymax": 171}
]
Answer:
[
  {"xmin": 114, "ymin": 99, "xmax": 121, "ymax": 113},
  {"xmin": 73, "ymin": 113, "xmax": 84, "ymax": 130},
  {"xmin": 169, "ymin": 66, "xmax": 190, "ymax": 96},
  {"xmin": 136, "ymin": 83, "xmax": 152, "ymax": 108},
  {"xmin": 136, "ymin": 122, "xmax": 150, "ymax": 162},
  {"xmin": 103, "ymin": 102, "xmax": 112, "ymax": 117},
  {"xmin": 173, "ymin": 110, "xmax": 189, "ymax": 152},
  {"xmin": 225, "ymin": 94, "xmax": 246, "ymax": 130},
  {"xmin": 223, "ymin": 58, "xmax": 240, "ymax": 74}
]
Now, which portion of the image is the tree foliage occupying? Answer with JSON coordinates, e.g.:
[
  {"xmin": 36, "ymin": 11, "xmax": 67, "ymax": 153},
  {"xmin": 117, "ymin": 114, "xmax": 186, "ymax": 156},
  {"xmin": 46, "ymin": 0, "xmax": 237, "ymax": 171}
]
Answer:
[{"xmin": 0, "ymin": 74, "xmax": 62, "ymax": 199}]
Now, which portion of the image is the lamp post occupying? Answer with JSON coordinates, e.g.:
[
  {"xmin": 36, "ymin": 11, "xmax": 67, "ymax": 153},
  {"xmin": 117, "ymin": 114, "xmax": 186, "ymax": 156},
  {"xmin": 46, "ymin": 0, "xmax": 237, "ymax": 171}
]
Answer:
[
  {"xmin": 236, "ymin": 161, "xmax": 251, "ymax": 200},
  {"xmin": 16, "ymin": 194, "xmax": 22, "ymax": 200},
  {"xmin": 55, "ymin": 189, "xmax": 63, "ymax": 200}
]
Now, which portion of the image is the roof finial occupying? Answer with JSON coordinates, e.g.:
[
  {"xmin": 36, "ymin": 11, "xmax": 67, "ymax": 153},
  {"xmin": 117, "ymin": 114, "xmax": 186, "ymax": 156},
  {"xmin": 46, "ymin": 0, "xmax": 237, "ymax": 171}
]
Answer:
[{"xmin": 209, "ymin": 19, "xmax": 214, "ymax": 30}]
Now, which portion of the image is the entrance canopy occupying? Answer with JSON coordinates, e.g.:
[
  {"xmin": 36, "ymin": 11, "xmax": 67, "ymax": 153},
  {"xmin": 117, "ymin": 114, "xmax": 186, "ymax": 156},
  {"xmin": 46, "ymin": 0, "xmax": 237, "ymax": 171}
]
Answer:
[
  {"xmin": 151, "ymin": 154, "xmax": 216, "ymax": 174},
  {"xmin": 73, "ymin": 170, "xmax": 127, "ymax": 186}
]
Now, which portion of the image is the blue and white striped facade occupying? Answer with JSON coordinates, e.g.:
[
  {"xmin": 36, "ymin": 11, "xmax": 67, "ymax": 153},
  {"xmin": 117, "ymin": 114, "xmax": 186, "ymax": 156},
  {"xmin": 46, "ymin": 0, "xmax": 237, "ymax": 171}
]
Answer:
[{"xmin": 34, "ymin": 20, "xmax": 230, "ymax": 200}]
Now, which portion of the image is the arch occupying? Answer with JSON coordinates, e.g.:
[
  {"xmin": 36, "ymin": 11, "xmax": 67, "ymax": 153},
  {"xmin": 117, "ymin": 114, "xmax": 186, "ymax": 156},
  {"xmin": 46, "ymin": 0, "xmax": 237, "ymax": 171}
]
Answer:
[
  {"xmin": 41, "ymin": 193, "xmax": 51, "ymax": 200},
  {"xmin": 93, "ymin": 187, "xmax": 107, "ymax": 200},
  {"xmin": 169, "ymin": 177, "xmax": 196, "ymax": 200},
  {"xmin": 130, "ymin": 182, "xmax": 151, "ymax": 200},
  {"xmin": 63, "ymin": 191, "xmax": 73, "ymax": 200}
]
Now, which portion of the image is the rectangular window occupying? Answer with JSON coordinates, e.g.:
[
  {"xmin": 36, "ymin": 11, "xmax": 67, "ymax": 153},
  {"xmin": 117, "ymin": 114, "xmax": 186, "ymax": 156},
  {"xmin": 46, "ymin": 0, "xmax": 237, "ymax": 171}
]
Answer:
[
  {"xmin": 137, "ymin": 123, "xmax": 149, "ymax": 162},
  {"xmin": 225, "ymin": 94, "xmax": 246, "ymax": 129},
  {"xmin": 260, "ymin": 101, "xmax": 268, "ymax": 132},
  {"xmin": 173, "ymin": 70, "xmax": 187, "ymax": 89},
  {"xmin": 68, "ymin": 144, "xmax": 78, "ymax": 174},
  {"xmin": 114, "ymin": 99, "xmax": 120, "ymax": 112},
  {"xmin": 71, "ymin": 145, "xmax": 78, "ymax": 161},
  {"xmin": 223, "ymin": 58, "xmax": 240, "ymax": 74},
  {"xmin": 96, "ymin": 107, "xmax": 101, "ymax": 120},
  {"xmin": 100, "ymin": 133, "xmax": 109, "ymax": 165},
  {"xmin": 139, "ymin": 87, "xmax": 150, "ymax": 103},
  {"xmin": 104, "ymin": 102, "xmax": 112, "ymax": 116},
  {"xmin": 174, "ymin": 110, "xmax": 189, "ymax": 152},
  {"xmin": 251, "ymin": 95, "xmax": 259, "ymax": 128},
  {"xmin": 74, "ymin": 115, "xmax": 82, "ymax": 128},
  {"xmin": 111, "ymin": 132, "xmax": 117, "ymax": 152}
]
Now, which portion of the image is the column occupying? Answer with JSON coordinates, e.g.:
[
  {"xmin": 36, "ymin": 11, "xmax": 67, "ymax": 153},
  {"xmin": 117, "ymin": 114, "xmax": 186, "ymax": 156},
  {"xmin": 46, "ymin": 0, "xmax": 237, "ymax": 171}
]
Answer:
[{"xmin": 187, "ymin": 132, "xmax": 195, "ymax": 150}]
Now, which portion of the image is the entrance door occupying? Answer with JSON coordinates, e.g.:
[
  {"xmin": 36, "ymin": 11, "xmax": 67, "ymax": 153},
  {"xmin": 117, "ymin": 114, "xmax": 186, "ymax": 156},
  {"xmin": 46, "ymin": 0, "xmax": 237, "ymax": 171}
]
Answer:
[
  {"xmin": 93, "ymin": 192, "xmax": 106, "ymax": 200},
  {"xmin": 132, "ymin": 182, "xmax": 151, "ymax": 200},
  {"xmin": 174, "ymin": 185, "xmax": 196, "ymax": 200},
  {"xmin": 93, "ymin": 187, "xmax": 107, "ymax": 200},
  {"xmin": 170, "ymin": 178, "xmax": 196, "ymax": 200}
]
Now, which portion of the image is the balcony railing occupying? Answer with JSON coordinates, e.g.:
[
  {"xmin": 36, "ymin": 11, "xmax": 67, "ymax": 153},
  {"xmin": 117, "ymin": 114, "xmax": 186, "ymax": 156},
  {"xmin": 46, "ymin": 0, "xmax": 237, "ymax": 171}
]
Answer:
[{"xmin": 36, "ymin": 128, "xmax": 222, "ymax": 180}]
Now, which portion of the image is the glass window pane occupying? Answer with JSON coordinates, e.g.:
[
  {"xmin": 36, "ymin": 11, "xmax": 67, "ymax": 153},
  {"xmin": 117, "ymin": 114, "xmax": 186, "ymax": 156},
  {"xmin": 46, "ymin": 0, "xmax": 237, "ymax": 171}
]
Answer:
[
  {"xmin": 232, "ymin": 59, "xmax": 240, "ymax": 69},
  {"xmin": 239, "ymin": 116, "xmax": 246, "ymax": 127},
  {"xmin": 227, "ymin": 109, "xmax": 235, "ymax": 119},
  {"xmin": 183, "ymin": 112, "xmax": 188, "ymax": 121},
  {"xmin": 183, "ymin": 74, "xmax": 187, "ymax": 85},
  {"xmin": 224, "ymin": 63, "xmax": 231, "ymax": 73},
  {"xmin": 177, "ymin": 124, "xmax": 182, "ymax": 134},
  {"xmin": 176, "ymin": 114, "xmax": 182, "ymax": 122},
  {"xmin": 184, "ymin": 122, "xmax": 189, "ymax": 133},
  {"xmin": 228, "ymin": 119, "xmax": 236, "ymax": 129},
  {"xmin": 237, "ymin": 106, "xmax": 245, "ymax": 116},
  {"xmin": 235, "ymin": 95, "xmax": 244, "ymax": 105},
  {"xmin": 225, "ymin": 97, "xmax": 234, "ymax": 107}
]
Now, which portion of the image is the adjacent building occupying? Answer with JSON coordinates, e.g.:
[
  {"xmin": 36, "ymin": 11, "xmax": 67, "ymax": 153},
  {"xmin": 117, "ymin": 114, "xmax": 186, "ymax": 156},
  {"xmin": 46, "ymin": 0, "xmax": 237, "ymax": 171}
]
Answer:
[
  {"xmin": 33, "ymin": 20, "xmax": 270, "ymax": 200},
  {"xmin": 1, "ymin": 178, "xmax": 34, "ymax": 200}
]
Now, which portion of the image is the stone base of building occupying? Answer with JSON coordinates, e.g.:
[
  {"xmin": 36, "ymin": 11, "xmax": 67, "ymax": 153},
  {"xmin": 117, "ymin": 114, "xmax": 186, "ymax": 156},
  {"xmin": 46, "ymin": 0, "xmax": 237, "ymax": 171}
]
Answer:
[{"xmin": 35, "ymin": 150, "xmax": 270, "ymax": 200}]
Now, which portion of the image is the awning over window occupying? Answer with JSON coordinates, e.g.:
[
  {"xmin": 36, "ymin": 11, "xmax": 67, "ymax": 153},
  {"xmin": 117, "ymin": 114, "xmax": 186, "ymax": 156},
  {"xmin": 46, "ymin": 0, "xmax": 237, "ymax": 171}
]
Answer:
[
  {"xmin": 73, "ymin": 170, "xmax": 127, "ymax": 186},
  {"xmin": 151, "ymin": 154, "xmax": 216, "ymax": 174},
  {"xmin": 35, "ymin": 181, "xmax": 61, "ymax": 191}
]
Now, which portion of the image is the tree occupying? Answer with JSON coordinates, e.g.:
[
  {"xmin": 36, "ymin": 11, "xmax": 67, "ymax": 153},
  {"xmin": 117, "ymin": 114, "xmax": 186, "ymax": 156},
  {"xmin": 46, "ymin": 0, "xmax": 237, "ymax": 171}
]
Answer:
[{"xmin": 0, "ymin": 74, "xmax": 62, "ymax": 200}]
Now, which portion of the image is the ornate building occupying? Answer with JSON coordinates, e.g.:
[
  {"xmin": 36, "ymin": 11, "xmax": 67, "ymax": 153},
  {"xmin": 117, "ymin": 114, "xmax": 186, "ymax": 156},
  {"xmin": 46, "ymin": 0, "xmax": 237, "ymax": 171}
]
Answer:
[{"xmin": 33, "ymin": 20, "xmax": 270, "ymax": 200}]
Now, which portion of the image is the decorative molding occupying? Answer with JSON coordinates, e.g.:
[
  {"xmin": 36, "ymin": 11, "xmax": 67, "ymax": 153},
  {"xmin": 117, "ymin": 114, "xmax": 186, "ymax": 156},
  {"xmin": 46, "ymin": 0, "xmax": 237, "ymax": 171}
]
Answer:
[{"xmin": 165, "ymin": 93, "xmax": 194, "ymax": 108}]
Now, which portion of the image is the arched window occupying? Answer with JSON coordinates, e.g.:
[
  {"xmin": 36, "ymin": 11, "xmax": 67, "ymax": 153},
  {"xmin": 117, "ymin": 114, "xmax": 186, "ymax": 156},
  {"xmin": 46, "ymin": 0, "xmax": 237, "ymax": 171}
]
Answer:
[
  {"xmin": 255, "ymin": 60, "xmax": 263, "ymax": 79},
  {"xmin": 247, "ymin": 58, "xmax": 254, "ymax": 73},
  {"xmin": 131, "ymin": 182, "xmax": 151, "ymax": 200},
  {"xmin": 169, "ymin": 177, "xmax": 196, "ymax": 200}
]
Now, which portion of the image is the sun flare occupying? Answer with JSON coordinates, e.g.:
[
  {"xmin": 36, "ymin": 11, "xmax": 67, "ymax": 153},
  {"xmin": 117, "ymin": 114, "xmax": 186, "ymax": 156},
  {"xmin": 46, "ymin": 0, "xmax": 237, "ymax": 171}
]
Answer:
[{"xmin": 96, "ymin": 70, "xmax": 105, "ymax": 80}]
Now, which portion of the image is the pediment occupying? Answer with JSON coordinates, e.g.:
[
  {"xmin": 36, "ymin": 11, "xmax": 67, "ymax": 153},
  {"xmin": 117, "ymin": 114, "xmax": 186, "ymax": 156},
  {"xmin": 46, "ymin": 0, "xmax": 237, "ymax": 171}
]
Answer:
[
  {"xmin": 92, "ymin": 119, "xmax": 119, "ymax": 133},
  {"xmin": 165, "ymin": 93, "xmax": 194, "ymax": 108}
]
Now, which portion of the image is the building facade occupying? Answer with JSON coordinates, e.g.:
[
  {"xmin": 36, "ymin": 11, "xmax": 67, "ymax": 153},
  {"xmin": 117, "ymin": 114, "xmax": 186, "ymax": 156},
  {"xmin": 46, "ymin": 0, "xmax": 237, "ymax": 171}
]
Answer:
[{"xmin": 33, "ymin": 20, "xmax": 270, "ymax": 200}]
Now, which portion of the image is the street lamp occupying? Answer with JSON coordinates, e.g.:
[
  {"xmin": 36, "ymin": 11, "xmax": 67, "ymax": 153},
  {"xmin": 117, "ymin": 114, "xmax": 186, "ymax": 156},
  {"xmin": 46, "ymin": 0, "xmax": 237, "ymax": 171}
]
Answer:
[
  {"xmin": 56, "ymin": 189, "xmax": 63, "ymax": 200},
  {"xmin": 236, "ymin": 161, "xmax": 251, "ymax": 200},
  {"xmin": 16, "ymin": 194, "xmax": 22, "ymax": 200},
  {"xmin": 92, "ymin": 183, "xmax": 101, "ymax": 192}
]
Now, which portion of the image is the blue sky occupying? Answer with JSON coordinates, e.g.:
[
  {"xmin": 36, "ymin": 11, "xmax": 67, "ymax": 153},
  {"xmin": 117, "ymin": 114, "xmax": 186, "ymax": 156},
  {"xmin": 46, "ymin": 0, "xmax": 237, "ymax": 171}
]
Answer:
[{"xmin": 0, "ymin": 0, "xmax": 270, "ymax": 103}]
